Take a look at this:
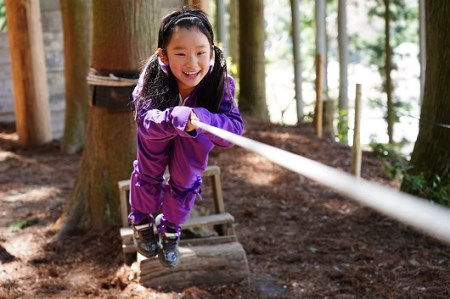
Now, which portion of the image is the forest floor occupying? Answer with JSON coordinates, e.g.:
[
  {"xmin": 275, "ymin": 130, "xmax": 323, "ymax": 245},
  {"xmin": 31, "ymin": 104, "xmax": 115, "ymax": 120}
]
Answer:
[{"xmin": 1, "ymin": 115, "xmax": 450, "ymax": 299}]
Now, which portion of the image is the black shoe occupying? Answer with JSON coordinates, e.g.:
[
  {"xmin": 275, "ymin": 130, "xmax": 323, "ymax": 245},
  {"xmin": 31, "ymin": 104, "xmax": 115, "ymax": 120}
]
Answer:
[
  {"xmin": 155, "ymin": 214, "xmax": 180, "ymax": 267},
  {"xmin": 158, "ymin": 231, "xmax": 180, "ymax": 268},
  {"xmin": 132, "ymin": 220, "xmax": 158, "ymax": 258}
]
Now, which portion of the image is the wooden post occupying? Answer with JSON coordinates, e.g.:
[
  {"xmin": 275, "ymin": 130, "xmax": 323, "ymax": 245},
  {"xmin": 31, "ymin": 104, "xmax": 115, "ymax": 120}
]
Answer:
[
  {"xmin": 351, "ymin": 84, "xmax": 362, "ymax": 177},
  {"xmin": 315, "ymin": 54, "xmax": 323, "ymax": 138},
  {"xmin": 5, "ymin": 0, "xmax": 52, "ymax": 146}
]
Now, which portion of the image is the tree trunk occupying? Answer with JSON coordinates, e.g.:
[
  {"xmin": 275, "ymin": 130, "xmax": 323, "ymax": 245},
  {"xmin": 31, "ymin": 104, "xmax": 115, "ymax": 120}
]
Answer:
[
  {"xmin": 338, "ymin": 0, "xmax": 348, "ymax": 142},
  {"xmin": 215, "ymin": 0, "xmax": 227, "ymax": 55},
  {"xmin": 401, "ymin": 1, "xmax": 450, "ymax": 203},
  {"xmin": 55, "ymin": 0, "xmax": 160, "ymax": 237},
  {"xmin": 315, "ymin": 0, "xmax": 327, "ymax": 101},
  {"xmin": 290, "ymin": 0, "xmax": 304, "ymax": 124},
  {"xmin": 60, "ymin": 0, "xmax": 92, "ymax": 154},
  {"xmin": 229, "ymin": 0, "xmax": 239, "ymax": 76},
  {"xmin": 418, "ymin": 0, "xmax": 426, "ymax": 105},
  {"xmin": 384, "ymin": 0, "xmax": 394, "ymax": 144},
  {"xmin": 238, "ymin": 0, "xmax": 268, "ymax": 119},
  {"xmin": 5, "ymin": 0, "xmax": 52, "ymax": 146},
  {"xmin": 185, "ymin": 0, "xmax": 209, "ymax": 14}
]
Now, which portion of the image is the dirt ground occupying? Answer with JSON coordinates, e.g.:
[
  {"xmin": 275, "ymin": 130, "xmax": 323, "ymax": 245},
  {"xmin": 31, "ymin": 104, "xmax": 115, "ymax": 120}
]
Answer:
[{"xmin": 1, "ymin": 116, "xmax": 450, "ymax": 299}]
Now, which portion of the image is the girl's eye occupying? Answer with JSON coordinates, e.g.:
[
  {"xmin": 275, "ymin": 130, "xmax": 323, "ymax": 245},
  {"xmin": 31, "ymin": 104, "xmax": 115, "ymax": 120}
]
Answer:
[
  {"xmin": 197, "ymin": 51, "xmax": 206, "ymax": 56},
  {"xmin": 175, "ymin": 53, "xmax": 185, "ymax": 56}
]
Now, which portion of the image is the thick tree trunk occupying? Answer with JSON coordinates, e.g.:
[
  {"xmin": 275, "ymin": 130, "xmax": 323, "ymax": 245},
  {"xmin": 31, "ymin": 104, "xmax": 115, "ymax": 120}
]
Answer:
[
  {"xmin": 55, "ymin": 0, "xmax": 159, "ymax": 237},
  {"xmin": 238, "ymin": 0, "xmax": 268, "ymax": 119},
  {"xmin": 60, "ymin": 0, "xmax": 92, "ymax": 154},
  {"xmin": 5, "ymin": 0, "xmax": 52, "ymax": 146},
  {"xmin": 401, "ymin": 1, "xmax": 450, "ymax": 203}
]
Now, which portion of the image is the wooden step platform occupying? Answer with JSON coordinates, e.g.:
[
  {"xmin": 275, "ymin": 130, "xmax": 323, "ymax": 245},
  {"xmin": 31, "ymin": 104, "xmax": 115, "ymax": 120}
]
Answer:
[
  {"xmin": 120, "ymin": 212, "xmax": 237, "ymax": 254},
  {"xmin": 117, "ymin": 164, "xmax": 249, "ymax": 289}
]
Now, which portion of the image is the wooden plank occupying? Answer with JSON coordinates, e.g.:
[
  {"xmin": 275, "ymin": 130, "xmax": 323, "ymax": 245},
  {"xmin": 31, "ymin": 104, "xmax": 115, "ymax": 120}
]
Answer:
[
  {"xmin": 120, "ymin": 212, "xmax": 235, "ymax": 252},
  {"xmin": 139, "ymin": 242, "xmax": 249, "ymax": 291},
  {"xmin": 122, "ymin": 235, "xmax": 238, "ymax": 255}
]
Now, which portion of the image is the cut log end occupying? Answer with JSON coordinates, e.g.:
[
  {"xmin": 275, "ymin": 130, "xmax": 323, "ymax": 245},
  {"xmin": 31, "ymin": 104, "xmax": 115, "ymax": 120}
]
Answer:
[{"xmin": 139, "ymin": 241, "xmax": 250, "ymax": 291}]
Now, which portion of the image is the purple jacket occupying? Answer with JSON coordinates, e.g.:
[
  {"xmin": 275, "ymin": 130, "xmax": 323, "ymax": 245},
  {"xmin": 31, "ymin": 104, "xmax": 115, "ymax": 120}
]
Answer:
[{"xmin": 133, "ymin": 75, "xmax": 244, "ymax": 148}]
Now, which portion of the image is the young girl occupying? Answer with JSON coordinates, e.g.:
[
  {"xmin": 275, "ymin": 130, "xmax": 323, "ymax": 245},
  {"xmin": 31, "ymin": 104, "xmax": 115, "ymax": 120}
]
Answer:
[{"xmin": 128, "ymin": 7, "xmax": 244, "ymax": 268}]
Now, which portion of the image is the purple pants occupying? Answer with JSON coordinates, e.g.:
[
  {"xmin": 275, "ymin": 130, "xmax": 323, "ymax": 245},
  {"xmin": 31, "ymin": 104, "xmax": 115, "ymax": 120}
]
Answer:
[{"xmin": 128, "ymin": 107, "xmax": 215, "ymax": 226}]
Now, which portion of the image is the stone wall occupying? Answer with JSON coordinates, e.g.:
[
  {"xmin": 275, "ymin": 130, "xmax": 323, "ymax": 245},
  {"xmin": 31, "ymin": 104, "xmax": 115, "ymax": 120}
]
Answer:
[{"xmin": 0, "ymin": 0, "xmax": 183, "ymax": 139}]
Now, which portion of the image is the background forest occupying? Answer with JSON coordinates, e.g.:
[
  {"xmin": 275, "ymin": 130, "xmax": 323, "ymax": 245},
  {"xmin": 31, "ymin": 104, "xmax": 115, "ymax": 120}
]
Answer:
[{"xmin": 1, "ymin": 0, "xmax": 450, "ymax": 298}]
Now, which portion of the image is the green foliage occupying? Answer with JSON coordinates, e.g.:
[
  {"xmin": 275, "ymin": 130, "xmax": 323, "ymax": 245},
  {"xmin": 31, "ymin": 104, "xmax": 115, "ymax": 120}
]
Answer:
[
  {"xmin": 403, "ymin": 173, "xmax": 449, "ymax": 206},
  {"xmin": 9, "ymin": 218, "xmax": 39, "ymax": 232},
  {"xmin": 0, "ymin": 0, "xmax": 6, "ymax": 32},
  {"xmin": 370, "ymin": 141, "xmax": 407, "ymax": 179},
  {"xmin": 337, "ymin": 109, "xmax": 349, "ymax": 143},
  {"xmin": 370, "ymin": 142, "xmax": 449, "ymax": 205}
]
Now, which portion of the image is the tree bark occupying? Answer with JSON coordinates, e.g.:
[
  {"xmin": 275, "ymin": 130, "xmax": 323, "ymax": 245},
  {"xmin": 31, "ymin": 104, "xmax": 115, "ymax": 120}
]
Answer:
[
  {"xmin": 215, "ymin": 0, "xmax": 227, "ymax": 55},
  {"xmin": 290, "ymin": 0, "xmax": 304, "ymax": 124},
  {"xmin": 338, "ymin": 0, "xmax": 348, "ymax": 142},
  {"xmin": 55, "ymin": 0, "xmax": 160, "ymax": 237},
  {"xmin": 229, "ymin": 0, "xmax": 239, "ymax": 76},
  {"xmin": 418, "ymin": 0, "xmax": 426, "ymax": 105},
  {"xmin": 384, "ymin": 0, "xmax": 394, "ymax": 144},
  {"xmin": 315, "ymin": 0, "xmax": 327, "ymax": 101},
  {"xmin": 60, "ymin": 0, "xmax": 92, "ymax": 154},
  {"xmin": 185, "ymin": 0, "xmax": 209, "ymax": 14},
  {"xmin": 5, "ymin": 0, "xmax": 52, "ymax": 146},
  {"xmin": 401, "ymin": 1, "xmax": 450, "ymax": 202},
  {"xmin": 238, "ymin": 0, "xmax": 268, "ymax": 119}
]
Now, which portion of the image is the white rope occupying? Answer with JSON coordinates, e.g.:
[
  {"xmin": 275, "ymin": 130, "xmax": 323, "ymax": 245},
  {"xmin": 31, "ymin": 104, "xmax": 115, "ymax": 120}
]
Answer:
[
  {"xmin": 86, "ymin": 69, "xmax": 138, "ymax": 87},
  {"xmin": 192, "ymin": 119, "xmax": 450, "ymax": 245}
]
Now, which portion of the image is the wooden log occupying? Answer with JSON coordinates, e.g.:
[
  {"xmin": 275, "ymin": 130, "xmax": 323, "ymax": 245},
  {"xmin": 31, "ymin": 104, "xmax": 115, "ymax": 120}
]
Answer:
[
  {"xmin": 139, "ymin": 242, "xmax": 249, "ymax": 291},
  {"xmin": 5, "ymin": 0, "xmax": 52, "ymax": 146}
]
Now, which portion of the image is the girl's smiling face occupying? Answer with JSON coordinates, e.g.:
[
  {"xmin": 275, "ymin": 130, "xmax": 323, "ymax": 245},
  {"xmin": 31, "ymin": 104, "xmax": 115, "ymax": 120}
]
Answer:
[{"xmin": 159, "ymin": 27, "xmax": 213, "ymax": 99}]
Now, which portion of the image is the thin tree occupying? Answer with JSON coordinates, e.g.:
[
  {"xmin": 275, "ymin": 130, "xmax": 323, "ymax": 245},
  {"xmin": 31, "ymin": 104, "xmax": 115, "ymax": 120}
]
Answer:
[
  {"xmin": 215, "ymin": 0, "xmax": 227, "ymax": 55},
  {"xmin": 229, "ymin": 0, "xmax": 239, "ymax": 76},
  {"xmin": 338, "ymin": 0, "xmax": 349, "ymax": 142},
  {"xmin": 55, "ymin": 1, "xmax": 159, "ymax": 238},
  {"xmin": 290, "ymin": 0, "xmax": 304, "ymax": 124},
  {"xmin": 238, "ymin": 0, "xmax": 268, "ymax": 119},
  {"xmin": 315, "ymin": 0, "xmax": 327, "ymax": 101},
  {"xmin": 384, "ymin": 0, "xmax": 394, "ymax": 144},
  {"xmin": 60, "ymin": 0, "xmax": 92, "ymax": 154},
  {"xmin": 401, "ymin": 1, "xmax": 450, "ymax": 203}
]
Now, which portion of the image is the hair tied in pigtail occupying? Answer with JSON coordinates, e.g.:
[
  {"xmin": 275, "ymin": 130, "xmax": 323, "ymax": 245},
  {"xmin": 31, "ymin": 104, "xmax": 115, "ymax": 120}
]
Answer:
[{"xmin": 208, "ymin": 45, "xmax": 215, "ymax": 74}]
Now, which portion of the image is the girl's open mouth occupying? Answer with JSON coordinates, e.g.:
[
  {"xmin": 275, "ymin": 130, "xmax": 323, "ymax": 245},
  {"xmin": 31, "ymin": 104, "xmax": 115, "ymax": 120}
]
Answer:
[{"xmin": 183, "ymin": 71, "xmax": 200, "ymax": 78}]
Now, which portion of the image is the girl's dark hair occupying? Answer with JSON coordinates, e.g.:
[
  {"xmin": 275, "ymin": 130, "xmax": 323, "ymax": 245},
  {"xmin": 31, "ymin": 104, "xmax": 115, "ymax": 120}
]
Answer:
[{"xmin": 134, "ymin": 7, "xmax": 230, "ymax": 119}]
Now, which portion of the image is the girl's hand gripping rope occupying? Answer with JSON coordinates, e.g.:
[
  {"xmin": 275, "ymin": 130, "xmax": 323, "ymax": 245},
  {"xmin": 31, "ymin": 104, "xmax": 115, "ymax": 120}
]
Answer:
[{"xmin": 186, "ymin": 111, "xmax": 199, "ymax": 132}]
